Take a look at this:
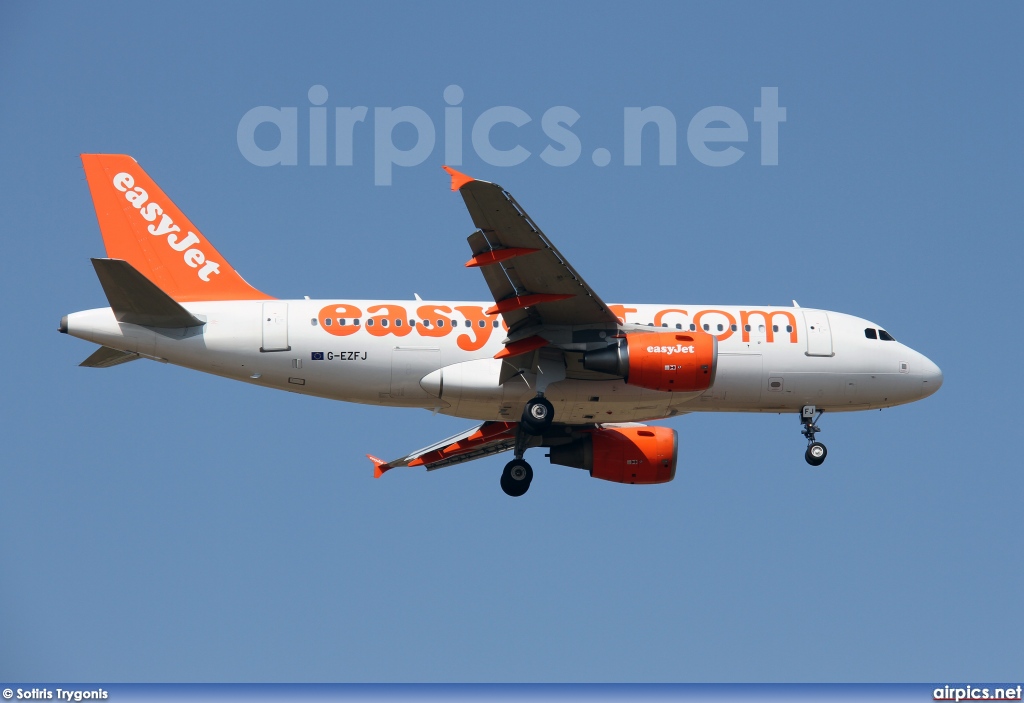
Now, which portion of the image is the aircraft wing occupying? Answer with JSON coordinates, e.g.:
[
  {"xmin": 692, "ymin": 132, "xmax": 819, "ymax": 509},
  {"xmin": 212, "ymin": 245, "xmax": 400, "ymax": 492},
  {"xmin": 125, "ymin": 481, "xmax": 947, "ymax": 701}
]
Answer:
[
  {"xmin": 368, "ymin": 421, "xmax": 519, "ymax": 477},
  {"xmin": 445, "ymin": 167, "xmax": 621, "ymax": 336}
]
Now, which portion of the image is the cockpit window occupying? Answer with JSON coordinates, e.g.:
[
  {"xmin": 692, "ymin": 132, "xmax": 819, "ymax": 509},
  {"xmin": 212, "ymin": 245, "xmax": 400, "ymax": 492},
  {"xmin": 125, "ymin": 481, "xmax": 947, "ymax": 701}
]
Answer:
[
  {"xmin": 878, "ymin": 329, "xmax": 895, "ymax": 341},
  {"xmin": 864, "ymin": 328, "xmax": 877, "ymax": 339}
]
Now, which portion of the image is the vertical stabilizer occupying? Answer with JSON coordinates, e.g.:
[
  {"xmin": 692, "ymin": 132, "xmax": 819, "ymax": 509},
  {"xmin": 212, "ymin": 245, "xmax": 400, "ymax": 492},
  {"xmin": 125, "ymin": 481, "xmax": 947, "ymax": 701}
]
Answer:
[{"xmin": 80, "ymin": 154, "xmax": 272, "ymax": 302}]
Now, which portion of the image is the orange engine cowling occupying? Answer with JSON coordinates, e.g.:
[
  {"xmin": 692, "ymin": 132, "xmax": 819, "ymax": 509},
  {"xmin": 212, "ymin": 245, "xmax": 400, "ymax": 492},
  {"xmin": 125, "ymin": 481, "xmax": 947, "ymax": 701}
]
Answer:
[
  {"xmin": 548, "ymin": 426, "xmax": 678, "ymax": 484},
  {"xmin": 582, "ymin": 331, "xmax": 717, "ymax": 393}
]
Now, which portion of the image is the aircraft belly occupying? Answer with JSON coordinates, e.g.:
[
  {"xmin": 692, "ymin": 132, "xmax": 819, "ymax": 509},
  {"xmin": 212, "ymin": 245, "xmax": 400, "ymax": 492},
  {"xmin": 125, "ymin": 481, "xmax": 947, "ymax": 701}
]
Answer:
[{"xmin": 446, "ymin": 378, "xmax": 677, "ymax": 424}]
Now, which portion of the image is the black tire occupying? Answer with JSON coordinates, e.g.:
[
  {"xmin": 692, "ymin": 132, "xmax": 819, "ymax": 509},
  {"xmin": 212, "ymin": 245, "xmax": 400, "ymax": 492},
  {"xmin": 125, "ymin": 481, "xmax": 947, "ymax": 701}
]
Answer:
[
  {"xmin": 805, "ymin": 442, "xmax": 827, "ymax": 466},
  {"xmin": 500, "ymin": 459, "xmax": 533, "ymax": 497},
  {"xmin": 520, "ymin": 397, "xmax": 554, "ymax": 435}
]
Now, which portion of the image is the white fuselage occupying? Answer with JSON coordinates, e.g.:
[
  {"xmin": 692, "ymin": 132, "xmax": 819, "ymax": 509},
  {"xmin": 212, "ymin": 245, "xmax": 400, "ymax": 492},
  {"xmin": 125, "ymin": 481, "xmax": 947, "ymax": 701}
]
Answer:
[{"xmin": 65, "ymin": 299, "xmax": 943, "ymax": 423}]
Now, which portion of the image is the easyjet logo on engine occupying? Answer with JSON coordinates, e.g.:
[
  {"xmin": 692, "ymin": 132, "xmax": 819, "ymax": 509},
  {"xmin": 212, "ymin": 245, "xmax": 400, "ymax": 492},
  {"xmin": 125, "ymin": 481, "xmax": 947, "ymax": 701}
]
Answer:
[
  {"xmin": 112, "ymin": 172, "xmax": 222, "ymax": 282},
  {"xmin": 646, "ymin": 344, "xmax": 696, "ymax": 355}
]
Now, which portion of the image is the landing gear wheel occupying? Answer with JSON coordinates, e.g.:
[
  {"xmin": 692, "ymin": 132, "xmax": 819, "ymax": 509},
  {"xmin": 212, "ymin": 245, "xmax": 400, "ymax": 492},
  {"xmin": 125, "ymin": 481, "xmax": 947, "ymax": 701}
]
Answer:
[
  {"xmin": 500, "ymin": 459, "xmax": 533, "ymax": 497},
  {"xmin": 520, "ymin": 397, "xmax": 554, "ymax": 435},
  {"xmin": 805, "ymin": 442, "xmax": 827, "ymax": 466},
  {"xmin": 799, "ymin": 406, "xmax": 827, "ymax": 467}
]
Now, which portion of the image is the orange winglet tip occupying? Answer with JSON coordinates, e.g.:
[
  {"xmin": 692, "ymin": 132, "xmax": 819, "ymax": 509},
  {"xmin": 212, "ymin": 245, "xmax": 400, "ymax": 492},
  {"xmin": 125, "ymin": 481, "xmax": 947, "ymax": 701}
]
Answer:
[
  {"xmin": 495, "ymin": 335, "xmax": 549, "ymax": 359},
  {"xmin": 367, "ymin": 454, "xmax": 392, "ymax": 478},
  {"xmin": 443, "ymin": 165, "xmax": 475, "ymax": 191}
]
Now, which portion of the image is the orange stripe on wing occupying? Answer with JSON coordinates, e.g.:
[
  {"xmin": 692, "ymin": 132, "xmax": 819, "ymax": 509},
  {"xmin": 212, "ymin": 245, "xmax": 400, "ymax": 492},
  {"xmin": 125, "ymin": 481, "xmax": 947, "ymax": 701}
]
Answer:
[
  {"xmin": 494, "ymin": 335, "xmax": 548, "ymax": 359},
  {"xmin": 465, "ymin": 248, "xmax": 540, "ymax": 268}
]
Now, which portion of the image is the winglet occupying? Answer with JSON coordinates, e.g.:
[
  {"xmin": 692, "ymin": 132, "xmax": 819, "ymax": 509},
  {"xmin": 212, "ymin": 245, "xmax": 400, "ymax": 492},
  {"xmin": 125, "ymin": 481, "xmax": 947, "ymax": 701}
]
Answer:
[
  {"xmin": 443, "ymin": 165, "xmax": 474, "ymax": 191},
  {"xmin": 367, "ymin": 454, "xmax": 391, "ymax": 479}
]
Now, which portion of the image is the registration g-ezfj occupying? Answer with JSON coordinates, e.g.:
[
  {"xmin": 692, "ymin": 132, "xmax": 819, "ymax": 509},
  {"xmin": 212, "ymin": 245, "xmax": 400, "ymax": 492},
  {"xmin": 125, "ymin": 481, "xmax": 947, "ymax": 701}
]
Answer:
[{"xmin": 61, "ymin": 155, "xmax": 942, "ymax": 496}]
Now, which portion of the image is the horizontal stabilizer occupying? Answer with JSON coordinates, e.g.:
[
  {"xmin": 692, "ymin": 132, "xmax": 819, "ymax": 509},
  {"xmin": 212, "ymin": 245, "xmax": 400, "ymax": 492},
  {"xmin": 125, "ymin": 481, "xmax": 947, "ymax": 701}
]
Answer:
[
  {"xmin": 80, "ymin": 345, "xmax": 141, "ymax": 368},
  {"xmin": 91, "ymin": 258, "xmax": 204, "ymax": 328}
]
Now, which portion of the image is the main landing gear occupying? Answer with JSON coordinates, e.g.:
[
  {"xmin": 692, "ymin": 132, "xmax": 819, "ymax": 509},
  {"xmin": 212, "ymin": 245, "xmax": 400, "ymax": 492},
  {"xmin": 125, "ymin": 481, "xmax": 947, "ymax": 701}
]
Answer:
[
  {"xmin": 521, "ymin": 396, "xmax": 554, "ymax": 435},
  {"xmin": 500, "ymin": 458, "xmax": 533, "ymax": 497},
  {"xmin": 499, "ymin": 395, "xmax": 554, "ymax": 497},
  {"xmin": 800, "ymin": 405, "xmax": 828, "ymax": 466}
]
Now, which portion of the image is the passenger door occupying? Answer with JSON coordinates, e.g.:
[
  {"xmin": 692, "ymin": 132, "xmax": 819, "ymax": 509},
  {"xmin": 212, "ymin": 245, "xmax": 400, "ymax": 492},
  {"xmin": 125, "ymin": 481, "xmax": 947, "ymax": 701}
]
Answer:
[
  {"xmin": 802, "ymin": 310, "xmax": 833, "ymax": 357},
  {"xmin": 261, "ymin": 302, "xmax": 290, "ymax": 352}
]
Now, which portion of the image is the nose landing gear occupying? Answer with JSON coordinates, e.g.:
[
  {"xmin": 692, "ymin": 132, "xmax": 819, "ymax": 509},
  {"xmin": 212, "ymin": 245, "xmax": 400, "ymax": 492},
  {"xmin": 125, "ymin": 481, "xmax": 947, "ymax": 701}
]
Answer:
[{"xmin": 801, "ymin": 405, "xmax": 828, "ymax": 466}]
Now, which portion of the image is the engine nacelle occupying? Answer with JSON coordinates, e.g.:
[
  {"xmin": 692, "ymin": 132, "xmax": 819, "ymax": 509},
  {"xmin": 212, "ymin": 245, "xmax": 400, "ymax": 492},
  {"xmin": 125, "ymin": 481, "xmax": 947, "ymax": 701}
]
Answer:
[
  {"xmin": 549, "ymin": 426, "xmax": 678, "ymax": 484},
  {"xmin": 582, "ymin": 331, "xmax": 717, "ymax": 393}
]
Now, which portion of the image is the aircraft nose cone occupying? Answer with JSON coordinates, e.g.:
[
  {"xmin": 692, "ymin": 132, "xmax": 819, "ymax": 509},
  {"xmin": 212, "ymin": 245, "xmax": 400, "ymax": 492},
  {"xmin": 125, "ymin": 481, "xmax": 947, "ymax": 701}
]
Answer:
[{"xmin": 919, "ymin": 355, "xmax": 943, "ymax": 398}]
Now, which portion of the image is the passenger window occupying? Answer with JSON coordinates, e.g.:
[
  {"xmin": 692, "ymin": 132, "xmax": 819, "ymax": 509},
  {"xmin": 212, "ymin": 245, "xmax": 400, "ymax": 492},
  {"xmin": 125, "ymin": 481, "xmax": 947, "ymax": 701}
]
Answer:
[
  {"xmin": 744, "ymin": 325, "xmax": 751, "ymax": 332},
  {"xmin": 367, "ymin": 319, "xmax": 375, "ymax": 327},
  {"xmin": 703, "ymin": 324, "xmax": 709, "ymax": 331},
  {"xmin": 772, "ymin": 325, "xmax": 779, "ymax": 333},
  {"xmin": 324, "ymin": 318, "xmax": 332, "ymax": 326},
  {"xmin": 675, "ymin": 323, "xmax": 682, "ymax": 330},
  {"xmin": 465, "ymin": 320, "xmax": 471, "ymax": 327},
  {"xmin": 338, "ymin": 319, "xmax": 346, "ymax": 326},
  {"xmin": 879, "ymin": 330, "xmax": 895, "ymax": 341},
  {"xmin": 310, "ymin": 318, "xmax": 318, "ymax": 326},
  {"xmin": 786, "ymin": 325, "xmax": 793, "ymax": 333},
  {"xmin": 353, "ymin": 319, "xmax": 360, "ymax": 326},
  {"xmin": 422, "ymin": 320, "xmax": 430, "ymax": 327},
  {"xmin": 478, "ymin": 320, "xmax": 485, "ymax": 328},
  {"xmin": 437, "ymin": 319, "xmax": 445, "ymax": 327},
  {"xmin": 662, "ymin": 323, "xmax": 668, "ymax": 328},
  {"xmin": 395, "ymin": 319, "xmax": 402, "ymax": 327},
  {"xmin": 689, "ymin": 324, "xmax": 696, "ymax": 331},
  {"xmin": 717, "ymin": 324, "xmax": 724, "ymax": 332},
  {"xmin": 409, "ymin": 320, "xmax": 416, "ymax": 326},
  {"xmin": 758, "ymin": 325, "xmax": 765, "ymax": 333},
  {"xmin": 492, "ymin": 320, "xmax": 499, "ymax": 328},
  {"xmin": 865, "ymin": 328, "xmax": 877, "ymax": 339},
  {"xmin": 730, "ymin": 324, "xmax": 737, "ymax": 331}
]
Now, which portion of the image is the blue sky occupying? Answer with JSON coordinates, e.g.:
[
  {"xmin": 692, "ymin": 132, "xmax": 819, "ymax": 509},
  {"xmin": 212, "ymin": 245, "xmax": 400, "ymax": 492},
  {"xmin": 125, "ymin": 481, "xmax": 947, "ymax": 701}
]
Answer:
[{"xmin": 1, "ymin": 1, "xmax": 1021, "ymax": 682}]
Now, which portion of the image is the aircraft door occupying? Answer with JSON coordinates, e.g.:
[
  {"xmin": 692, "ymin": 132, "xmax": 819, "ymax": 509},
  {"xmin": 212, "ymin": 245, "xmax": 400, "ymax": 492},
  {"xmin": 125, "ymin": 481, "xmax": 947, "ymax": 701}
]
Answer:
[
  {"xmin": 261, "ymin": 302, "xmax": 290, "ymax": 352},
  {"xmin": 802, "ymin": 310, "xmax": 833, "ymax": 357}
]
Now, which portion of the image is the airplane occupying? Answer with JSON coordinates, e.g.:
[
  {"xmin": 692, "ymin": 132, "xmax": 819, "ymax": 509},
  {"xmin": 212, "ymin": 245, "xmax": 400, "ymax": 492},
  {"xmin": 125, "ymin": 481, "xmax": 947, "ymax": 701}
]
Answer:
[{"xmin": 60, "ymin": 154, "xmax": 943, "ymax": 497}]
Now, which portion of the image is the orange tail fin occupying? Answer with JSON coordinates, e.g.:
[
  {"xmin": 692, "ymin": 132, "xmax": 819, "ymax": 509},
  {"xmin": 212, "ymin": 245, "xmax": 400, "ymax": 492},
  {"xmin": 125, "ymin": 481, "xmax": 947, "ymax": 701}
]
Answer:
[{"xmin": 81, "ymin": 154, "xmax": 271, "ymax": 302}]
